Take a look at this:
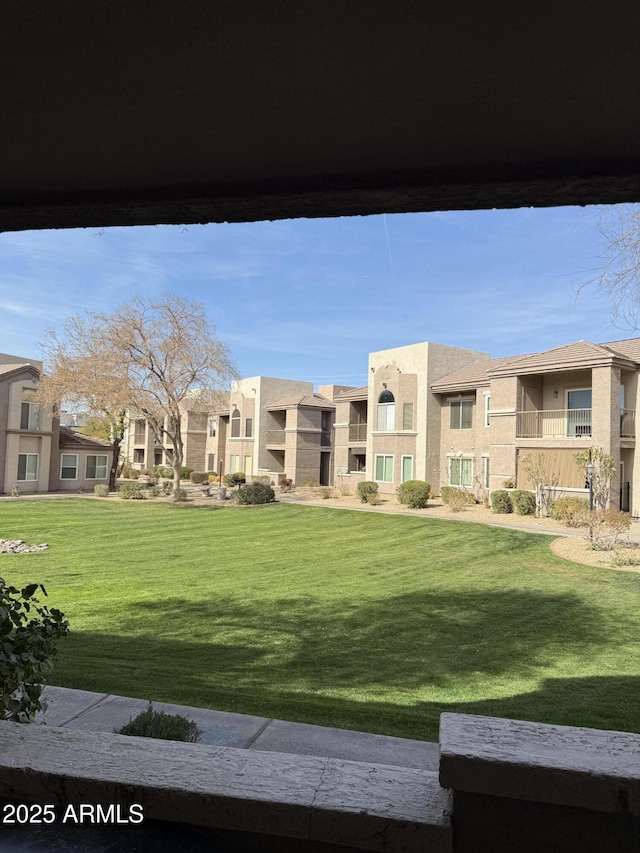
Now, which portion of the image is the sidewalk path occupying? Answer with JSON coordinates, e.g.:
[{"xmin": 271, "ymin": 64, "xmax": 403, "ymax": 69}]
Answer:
[{"xmin": 40, "ymin": 686, "xmax": 439, "ymax": 771}]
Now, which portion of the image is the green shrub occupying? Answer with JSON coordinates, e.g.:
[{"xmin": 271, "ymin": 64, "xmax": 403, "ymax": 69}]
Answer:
[
  {"xmin": 356, "ymin": 481, "xmax": 379, "ymax": 503},
  {"xmin": 491, "ymin": 490, "xmax": 513, "ymax": 513},
  {"xmin": 551, "ymin": 496, "xmax": 589, "ymax": 527},
  {"xmin": 1, "ymin": 578, "xmax": 69, "ymax": 722},
  {"xmin": 145, "ymin": 474, "xmax": 159, "ymax": 486},
  {"xmin": 397, "ymin": 480, "xmax": 431, "ymax": 509},
  {"xmin": 511, "ymin": 490, "xmax": 536, "ymax": 516},
  {"xmin": 148, "ymin": 485, "xmax": 161, "ymax": 497},
  {"xmin": 235, "ymin": 483, "xmax": 275, "ymax": 504},
  {"xmin": 129, "ymin": 468, "xmax": 140, "ymax": 479},
  {"xmin": 155, "ymin": 466, "xmax": 173, "ymax": 478},
  {"xmin": 161, "ymin": 481, "xmax": 174, "ymax": 496},
  {"xmin": 180, "ymin": 467, "xmax": 194, "ymax": 480},
  {"xmin": 253, "ymin": 475, "xmax": 271, "ymax": 486},
  {"xmin": 190, "ymin": 472, "xmax": 209, "ymax": 484},
  {"xmin": 173, "ymin": 488, "xmax": 188, "ymax": 502},
  {"xmin": 94, "ymin": 484, "xmax": 110, "ymax": 497},
  {"xmin": 116, "ymin": 702, "xmax": 202, "ymax": 743},
  {"xmin": 118, "ymin": 482, "xmax": 146, "ymax": 500}
]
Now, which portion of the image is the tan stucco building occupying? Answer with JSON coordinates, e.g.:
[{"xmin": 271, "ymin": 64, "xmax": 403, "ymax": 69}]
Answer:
[{"xmin": 0, "ymin": 353, "xmax": 112, "ymax": 494}]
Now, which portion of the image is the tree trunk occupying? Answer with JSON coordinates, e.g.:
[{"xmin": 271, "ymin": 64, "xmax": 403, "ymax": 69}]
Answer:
[{"xmin": 109, "ymin": 437, "xmax": 121, "ymax": 491}]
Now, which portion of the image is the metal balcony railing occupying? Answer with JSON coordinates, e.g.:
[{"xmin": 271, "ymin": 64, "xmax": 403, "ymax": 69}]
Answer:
[
  {"xmin": 516, "ymin": 408, "xmax": 592, "ymax": 438},
  {"xmin": 266, "ymin": 429, "xmax": 285, "ymax": 445},
  {"xmin": 516, "ymin": 408, "xmax": 636, "ymax": 439},
  {"xmin": 348, "ymin": 423, "xmax": 367, "ymax": 442}
]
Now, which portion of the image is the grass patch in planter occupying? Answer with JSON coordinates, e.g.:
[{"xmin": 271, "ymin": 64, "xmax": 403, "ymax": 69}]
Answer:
[{"xmin": 116, "ymin": 702, "xmax": 203, "ymax": 743}]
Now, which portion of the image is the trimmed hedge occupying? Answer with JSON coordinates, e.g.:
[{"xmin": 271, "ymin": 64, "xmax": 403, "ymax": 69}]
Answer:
[
  {"xmin": 511, "ymin": 489, "xmax": 536, "ymax": 516},
  {"xmin": 551, "ymin": 496, "xmax": 589, "ymax": 527},
  {"xmin": 356, "ymin": 481, "xmax": 379, "ymax": 503},
  {"xmin": 397, "ymin": 480, "xmax": 431, "ymax": 509},
  {"xmin": 94, "ymin": 484, "xmax": 110, "ymax": 497},
  {"xmin": 491, "ymin": 490, "xmax": 513, "ymax": 514},
  {"xmin": 118, "ymin": 483, "xmax": 146, "ymax": 500},
  {"xmin": 190, "ymin": 472, "xmax": 209, "ymax": 484},
  {"xmin": 235, "ymin": 483, "xmax": 276, "ymax": 505}
]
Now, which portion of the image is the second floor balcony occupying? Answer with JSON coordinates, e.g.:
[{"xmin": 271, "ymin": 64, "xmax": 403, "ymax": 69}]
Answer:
[
  {"xmin": 266, "ymin": 429, "xmax": 285, "ymax": 445},
  {"xmin": 516, "ymin": 408, "xmax": 635, "ymax": 439},
  {"xmin": 348, "ymin": 423, "xmax": 367, "ymax": 442}
]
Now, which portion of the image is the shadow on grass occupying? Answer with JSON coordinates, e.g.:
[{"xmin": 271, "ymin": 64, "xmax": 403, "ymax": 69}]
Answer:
[
  {"xmin": 116, "ymin": 587, "xmax": 618, "ymax": 688},
  {"xmin": 51, "ymin": 586, "xmax": 636, "ymax": 741}
]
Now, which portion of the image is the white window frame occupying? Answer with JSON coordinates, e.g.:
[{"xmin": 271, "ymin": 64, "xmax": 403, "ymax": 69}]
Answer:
[
  {"xmin": 484, "ymin": 394, "xmax": 491, "ymax": 427},
  {"xmin": 208, "ymin": 417, "xmax": 217, "ymax": 438},
  {"xmin": 401, "ymin": 455, "xmax": 413, "ymax": 483},
  {"xmin": 482, "ymin": 456, "xmax": 490, "ymax": 489},
  {"xmin": 60, "ymin": 453, "xmax": 78, "ymax": 480},
  {"xmin": 86, "ymin": 454, "xmax": 108, "ymax": 480},
  {"xmin": 231, "ymin": 409, "xmax": 241, "ymax": 438},
  {"xmin": 374, "ymin": 454, "xmax": 394, "ymax": 483},
  {"xmin": 207, "ymin": 453, "xmax": 215, "ymax": 472},
  {"xmin": 376, "ymin": 402, "xmax": 395, "ymax": 431},
  {"xmin": 17, "ymin": 453, "xmax": 39, "ymax": 481},
  {"xmin": 449, "ymin": 397, "xmax": 473, "ymax": 430},
  {"xmin": 20, "ymin": 401, "xmax": 41, "ymax": 431},
  {"xmin": 245, "ymin": 417, "xmax": 253, "ymax": 438},
  {"xmin": 244, "ymin": 454, "xmax": 252, "ymax": 475},
  {"xmin": 229, "ymin": 454, "xmax": 240, "ymax": 474},
  {"xmin": 448, "ymin": 455, "xmax": 474, "ymax": 487}
]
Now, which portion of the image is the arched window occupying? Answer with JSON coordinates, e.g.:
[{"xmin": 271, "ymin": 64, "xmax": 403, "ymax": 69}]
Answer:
[
  {"xmin": 377, "ymin": 390, "xmax": 395, "ymax": 431},
  {"xmin": 231, "ymin": 407, "xmax": 241, "ymax": 437}
]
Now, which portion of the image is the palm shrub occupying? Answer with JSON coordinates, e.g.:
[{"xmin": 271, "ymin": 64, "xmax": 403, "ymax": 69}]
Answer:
[
  {"xmin": 235, "ymin": 483, "xmax": 275, "ymax": 504},
  {"xmin": 491, "ymin": 490, "xmax": 513, "ymax": 513},
  {"xmin": 116, "ymin": 702, "xmax": 202, "ymax": 743},
  {"xmin": 356, "ymin": 481, "xmax": 379, "ymax": 503},
  {"xmin": 1, "ymin": 578, "xmax": 69, "ymax": 722},
  {"xmin": 511, "ymin": 490, "xmax": 536, "ymax": 516},
  {"xmin": 397, "ymin": 480, "xmax": 431, "ymax": 508}
]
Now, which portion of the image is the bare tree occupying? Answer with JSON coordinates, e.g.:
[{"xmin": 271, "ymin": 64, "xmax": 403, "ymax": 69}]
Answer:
[
  {"xmin": 39, "ymin": 294, "xmax": 237, "ymax": 493},
  {"xmin": 518, "ymin": 452, "xmax": 561, "ymax": 518},
  {"xmin": 585, "ymin": 204, "xmax": 640, "ymax": 329},
  {"xmin": 38, "ymin": 314, "xmax": 131, "ymax": 490},
  {"xmin": 574, "ymin": 446, "xmax": 616, "ymax": 511}
]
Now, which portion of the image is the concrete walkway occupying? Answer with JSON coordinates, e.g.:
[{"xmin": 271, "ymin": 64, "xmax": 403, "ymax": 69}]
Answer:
[{"xmin": 40, "ymin": 685, "xmax": 439, "ymax": 771}]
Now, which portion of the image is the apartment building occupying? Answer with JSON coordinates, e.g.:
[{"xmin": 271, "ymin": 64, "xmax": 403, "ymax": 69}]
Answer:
[
  {"xmin": 205, "ymin": 376, "xmax": 343, "ymax": 486},
  {"xmin": 334, "ymin": 342, "xmax": 489, "ymax": 495},
  {"xmin": 0, "ymin": 353, "xmax": 112, "ymax": 494},
  {"xmin": 432, "ymin": 338, "xmax": 640, "ymax": 512},
  {"xmin": 120, "ymin": 335, "xmax": 640, "ymax": 515}
]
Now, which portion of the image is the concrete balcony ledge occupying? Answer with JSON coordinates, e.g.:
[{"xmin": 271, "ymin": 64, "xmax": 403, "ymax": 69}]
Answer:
[
  {"xmin": 0, "ymin": 722, "xmax": 452, "ymax": 852},
  {"xmin": 439, "ymin": 713, "xmax": 640, "ymax": 815}
]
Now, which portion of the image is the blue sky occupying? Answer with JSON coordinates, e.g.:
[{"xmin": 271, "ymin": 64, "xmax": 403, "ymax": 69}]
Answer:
[{"xmin": 0, "ymin": 205, "xmax": 621, "ymax": 388}]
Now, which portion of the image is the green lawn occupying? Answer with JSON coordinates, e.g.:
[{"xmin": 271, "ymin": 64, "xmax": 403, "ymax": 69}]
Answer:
[{"xmin": 2, "ymin": 499, "xmax": 639, "ymax": 741}]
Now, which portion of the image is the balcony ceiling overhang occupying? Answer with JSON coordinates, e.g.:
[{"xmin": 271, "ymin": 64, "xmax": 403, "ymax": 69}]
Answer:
[{"xmin": 3, "ymin": 1, "xmax": 640, "ymax": 233}]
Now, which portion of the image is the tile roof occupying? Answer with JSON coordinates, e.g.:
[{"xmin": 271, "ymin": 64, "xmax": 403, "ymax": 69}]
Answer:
[
  {"xmin": 266, "ymin": 393, "xmax": 335, "ymax": 410},
  {"xmin": 333, "ymin": 385, "xmax": 368, "ymax": 401},
  {"xmin": 59, "ymin": 427, "xmax": 112, "ymax": 449},
  {"xmin": 0, "ymin": 363, "xmax": 36, "ymax": 378},
  {"xmin": 430, "ymin": 357, "xmax": 506, "ymax": 392},
  {"xmin": 431, "ymin": 337, "xmax": 640, "ymax": 391}
]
